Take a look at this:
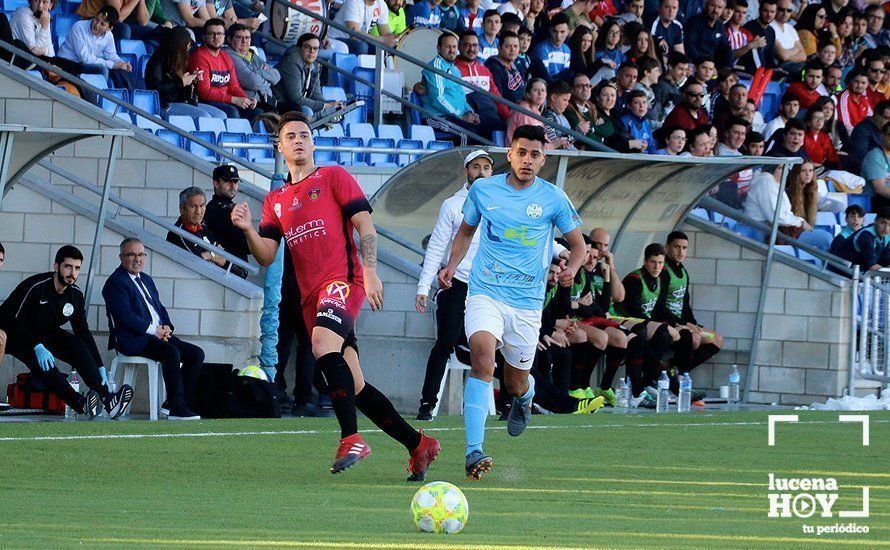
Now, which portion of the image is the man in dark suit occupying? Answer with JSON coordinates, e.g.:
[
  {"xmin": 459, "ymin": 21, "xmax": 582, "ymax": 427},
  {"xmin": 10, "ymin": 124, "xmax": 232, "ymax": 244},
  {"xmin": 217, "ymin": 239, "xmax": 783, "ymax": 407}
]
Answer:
[{"xmin": 102, "ymin": 237, "xmax": 204, "ymax": 420}]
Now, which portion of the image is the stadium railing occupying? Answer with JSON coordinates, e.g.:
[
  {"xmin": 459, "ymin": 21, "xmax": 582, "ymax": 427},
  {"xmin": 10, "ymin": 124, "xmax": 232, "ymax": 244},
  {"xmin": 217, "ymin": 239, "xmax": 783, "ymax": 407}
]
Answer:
[{"xmin": 850, "ymin": 267, "xmax": 890, "ymax": 394}]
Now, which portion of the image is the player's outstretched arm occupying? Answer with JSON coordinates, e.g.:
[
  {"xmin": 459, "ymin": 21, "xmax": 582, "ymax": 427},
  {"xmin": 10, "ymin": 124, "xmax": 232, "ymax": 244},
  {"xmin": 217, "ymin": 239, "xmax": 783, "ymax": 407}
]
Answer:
[
  {"xmin": 231, "ymin": 202, "xmax": 279, "ymax": 266},
  {"xmin": 557, "ymin": 228, "xmax": 587, "ymax": 286},
  {"xmin": 439, "ymin": 221, "xmax": 477, "ymax": 289},
  {"xmin": 352, "ymin": 211, "xmax": 384, "ymax": 311}
]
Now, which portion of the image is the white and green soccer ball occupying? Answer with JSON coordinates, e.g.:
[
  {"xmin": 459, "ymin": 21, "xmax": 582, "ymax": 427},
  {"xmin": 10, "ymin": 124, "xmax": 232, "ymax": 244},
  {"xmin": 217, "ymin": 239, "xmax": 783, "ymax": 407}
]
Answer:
[
  {"xmin": 238, "ymin": 364, "xmax": 268, "ymax": 382},
  {"xmin": 410, "ymin": 481, "xmax": 469, "ymax": 534}
]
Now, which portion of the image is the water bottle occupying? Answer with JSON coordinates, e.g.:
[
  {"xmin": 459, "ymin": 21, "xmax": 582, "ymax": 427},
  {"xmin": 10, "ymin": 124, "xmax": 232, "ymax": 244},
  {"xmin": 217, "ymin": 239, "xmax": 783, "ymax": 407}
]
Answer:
[
  {"xmin": 678, "ymin": 372, "xmax": 692, "ymax": 413},
  {"xmin": 729, "ymin": 365, "xmax": 741, "ymax": 405},
  {"xmin": 656, "ymin": 371, "xmax": 670, "ymax": 413},
  {"xmin": 107, "ymin": 375, "xmax": 117, "ymax": 394},
  {"xmin": 616, "ymin": 377, "xmax": 630, "ymax": 408},
  {"xmin": 65, "ymin": 373, "xmax": 80, "ymax": 419}
]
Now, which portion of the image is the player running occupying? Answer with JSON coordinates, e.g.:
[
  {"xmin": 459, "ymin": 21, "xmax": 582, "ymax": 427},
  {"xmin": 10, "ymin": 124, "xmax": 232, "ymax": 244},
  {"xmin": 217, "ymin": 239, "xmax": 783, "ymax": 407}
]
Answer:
[
  {"xmin": 231, "ymin": 112, "xmax": 440, "ymax": 480},
  {"xmin": 439, "ymin": 125, "xmax": 587, "ymax": 480}
]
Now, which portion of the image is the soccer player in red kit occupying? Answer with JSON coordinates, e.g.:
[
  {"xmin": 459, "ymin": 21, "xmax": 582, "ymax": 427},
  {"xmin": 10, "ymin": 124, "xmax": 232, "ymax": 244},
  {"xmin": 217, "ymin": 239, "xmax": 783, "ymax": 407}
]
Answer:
[{"xmin": 231, "ymin": 112, "xmax": 440, "ymax": 479}]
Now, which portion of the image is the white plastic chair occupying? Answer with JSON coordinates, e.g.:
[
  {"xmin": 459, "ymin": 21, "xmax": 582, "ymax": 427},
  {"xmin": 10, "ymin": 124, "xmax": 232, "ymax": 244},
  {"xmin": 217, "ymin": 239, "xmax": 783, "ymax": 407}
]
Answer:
[
  {"xmin": 110, "ymin": 355, "xmax": 166, "ymax": 420},
  {"xmin": 431, "ymin": 352, "xmax": 496, "ymax": 418}
]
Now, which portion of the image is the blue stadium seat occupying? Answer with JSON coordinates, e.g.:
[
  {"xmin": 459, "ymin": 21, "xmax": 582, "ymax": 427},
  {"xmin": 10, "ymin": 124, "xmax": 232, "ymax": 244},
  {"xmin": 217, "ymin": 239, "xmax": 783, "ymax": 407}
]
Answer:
[
  {"xmin": 329, "ymin": 53, "xmax": 358, "ymax": 90},
  {"xmin": 318, "ymin": 123, "xmax": 344, "ymax": 138},
  {"xmin": 864, "ymin": 212, "xmax": 877, "ymax": 226},
  {"xmin": 848, "ymin": 194, "xmax": 871, "ymax": 212},
  {"xmin": 314, "ymin": 136, "xmax": 338, "ymax": 165},
  {"xmin": 138, "ymin": 54, "xmax": 149, "ymax": 78},
  {"xmin": 376, "ymin": 124, "xmax": 403, "ymax": 142},
  {"xmin": 689, "ymin": 207, "xmax": 711, "ymax": 221},
  {"xmin": 188, "ymin": 131, "xmax": 217, "ymax": 161},
  {"xmin": 322, "ymin": 86, "xmax": 347, "ymax": 102},
  {"xmin": 135, "ymin": 116, "xmax": 162, "ymax": 133},
  {"xmin": 61, "ymin": 0, "xmax": 81, "ymax": 14},
  {"xmin": 408, "ymin": 92, "xmax": 423, "ymax": 126},
  {"xmin": 247, "ymin": 133, "xmax": 274, "ymax": 163},
  {"xmin": 218, "ymin": 131, "xmax": 247, "ymax": 159},
  {"xmin": 79, "ymin": 72, "xmax": 109, "ymax": 90},
  {"xmin": 119, "ymin": 39, "xmax": 147, "ymax": 58},
  {"xmin": 132, "ymin": 89, "xmax": 159, "ymax": 115},
  {"xmin": 815, "ymin": 211, "xmax": 840, "ymax": 226},
  {"xmin": 347, "ymin": 122, "xmax": 375, "ymax": 142},
  {"xmin": 1, "ymin": 0, "xmax": 29, "ymax": 11},
  {"xmin": 797, "ymin": 249, "xmax": 825, "ymax": 268},
  {"xmin": 119, "ymin": 52, "xmax": 138, "ymax": 71},
  {"xmin": 225, "ymin": 117, "xmax": 253, "ymax": 134},
  {"xmin": 732, "ymin": 221, "xmax": 766, "ymax": 242},
  {"xmin": 410, "ymin": 124, "xmax": 436, "ymax": 147},
  {"xmin": 397, "ymin": 138, "xmax": 423, "ymax": 166},
  {"xmin": 114, "ymin": 111, "xmax": 133, "ymax": 124},
  {"xmin": 53, "ymin": 14, "xmax": 79, "ymax": 48},
  {"xmin": 774, "ymin": 245, "xmax": 797, "ymax": 257},
  {"xmin": 759, "ymin": 92, "xmax": 780, "ymax": 121},
  {"xmin": 492, "ymin": 130, "xmax": 506, "ymax": 147},
  {"xmin": 427, "ymin": 140, "xmax": 453, "ymax": 151},
  {"xmin": 352, "ymin": 67, "xmax": 376, "ymax": 118},
  {"xmin": 197, "ymin": 116, "xmax": 227, "ymax": 137},
  {"xmin": 368, "ymin": 137, "xmax": 396, "ymax": 166},
  {"xmin": 337, "ymin": 136, "xmax": 365, "ymax": 165},
  {"xmin": 100, "ymin": 88, "xmax": 128, "ymax": 114},
  {"xmin": 168, "ymin": 115, "xmax": 196, "ymax": 133},
  {"xmin": 156, "ymin": 128, "xmax": 183, "ymax": 148}
]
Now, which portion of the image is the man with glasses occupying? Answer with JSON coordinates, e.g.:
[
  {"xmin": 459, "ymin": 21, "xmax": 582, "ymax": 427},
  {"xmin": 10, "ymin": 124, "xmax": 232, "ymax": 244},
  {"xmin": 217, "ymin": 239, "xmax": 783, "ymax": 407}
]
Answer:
[
  {"xmin": 187, "ymin": 18, "xmax": 261, "ymax": 119},
  {"xmin": 274, "ymin": 33, "xmax": 343, "ymax": 115},
  {"xmin": 865, "ymin": 4, "xmax": 889, "ymax": 48},
  {"xmin": 224, "ymin": 23, "xmax": 279, "ymax": 109},
  {"xmin": 865, "ymin": 56, "xmax": 886, "ymax": 109},
  {"xmin": 204, "ymin": 165, "xmax": 250, "ymax": 279},
  {"xmin": 103, "ymin": 238, "xmax": 204, "ymax": 420},
  {"xmin": 769, "ymin": 0, "xmax": 806, "ymax": 73},
  {"xmin": 663, "ymin": 80, "xmax": 710, "ymax": 132}
]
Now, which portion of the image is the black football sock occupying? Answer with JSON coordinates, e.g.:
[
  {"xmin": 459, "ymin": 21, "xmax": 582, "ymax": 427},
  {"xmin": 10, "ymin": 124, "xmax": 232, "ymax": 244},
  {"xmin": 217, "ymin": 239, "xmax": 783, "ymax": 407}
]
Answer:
[
  {"xmin": 584, "ymin": 344, "xmax": 604, "ymax": 389},
  {"xmin": 356, "ymin": 382, "xmax": 422, "ymax": 451},
  {"xmin": 317, "ymin": 352, "xmax": 358, "ymax": 438},
  {"xmin": 670, "ymin": 330, "xmax": 694, "ymax": 372},
  {"xmin": 569, "ymin": 344, "xmax": 589, "ymax": 389},
  {"xmin": 600, "ymin": 345, "xmax": 626, "ymax": 390},
  {"xmin": 690, "ymin": 343, "xmax": 721, "ymax": 369},
  {"xmin": 625, "ymin": 336, "xmax": 646, "ymax": 395}
]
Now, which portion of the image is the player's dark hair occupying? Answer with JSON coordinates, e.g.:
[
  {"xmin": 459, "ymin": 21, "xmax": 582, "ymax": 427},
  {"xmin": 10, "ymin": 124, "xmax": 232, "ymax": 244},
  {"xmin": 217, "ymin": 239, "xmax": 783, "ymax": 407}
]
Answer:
[
  {"xmin": 0, "ymin": 242, "xmax": 4, "ymax": 255},
  {"xmin": 226, "ymin": 23, "xmax": 249, "ymax": 41},
  {"xmin": 498, "ymin": 30, "xmax": 519, "ymax": 42},
  {"xmin": 96, "ymin": 5, "xmax": 119, "ymax": 26},
  {"xmin": 644, "ymin": 243, "xmax": 666, "ymax": 259},
  {"xmin": 637, "ymin": 56, "xmax": 660, "ymax": 75},
  {"xmin": 784, "ymin": 118, "xmax": 806, "ymax": 133},
  {"xmin": 550, "ymin": 12, "xmax": 570, "ymax": 28},
  {"xmin": 877, "ymin": 206, "xmax": 890, "ymax": 221},
  {"xmin": 667, "ymin": 51, "xmax": 690, "ymax": 67},
  {"xmin": 483, "ymin": 8, "xmax": 500, "ymax": 21},
  {"xmin": 666, "ymin": 231, "xmax": 689, "ymax": 244},
  {"xmin": 459, "ymin": 29, "xmax": 479, "ymax": 42},
  {"xmin": 518, "ymin": 26, "xmax": 533, "ymax": 37},
  {"xmin": 203, "ymin": 18, "xmax": 226, "ymax": 34},
  {"xmin": 549, "ymin": 80, "xmax": 572, "ymax": 96},
  {"xmin": 437, "ymin": 31, "xmax": 458, "ymax": 47},
  {"xmin": 500, "ymin": 12, "xmax": 522, "ymax": 29},
  {"xmin": 745, "ymin": 130, "xmax": 765, "ymax": 145},
  {"xmin": 625, "ymin": 89, "xmax": 647, "ymax": 103},
  {"xmin": 511, "ymin": 124, "xmax": 546, "ymax": 146},
  {"xmin": 55, "ymin": 245, "xmax": 83, "ymax": 265},
  {"xmin": 278, "ymin": 111, "xmax": 312, "ymax": 136},
  {"xmin": 725, "ymin": 116, "xmax": 750, "ymax": 133}
]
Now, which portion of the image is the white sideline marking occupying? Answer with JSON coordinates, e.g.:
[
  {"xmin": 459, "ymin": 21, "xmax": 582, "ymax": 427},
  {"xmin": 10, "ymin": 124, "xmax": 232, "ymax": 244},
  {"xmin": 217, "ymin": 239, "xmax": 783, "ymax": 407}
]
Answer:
[
  {"xmin": 839, "ymin": 414, "xmax": 870, "ymax": 446},
  {"xmin": 1, "ymin": 418, "xmax": 886, "ymax": 443},
  {"xmin": 767, "ymin": 414, "xmax": 798, "ymax": 446}
]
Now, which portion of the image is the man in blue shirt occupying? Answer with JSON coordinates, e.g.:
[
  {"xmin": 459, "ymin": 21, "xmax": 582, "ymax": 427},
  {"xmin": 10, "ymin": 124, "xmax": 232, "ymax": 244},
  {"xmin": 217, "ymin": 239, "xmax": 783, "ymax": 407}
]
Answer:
[
  {"xmin": 407, "ymin": 0, "xmax": 442, "ymax": 28},
  {"xmin": 683, "ymin": 0, "xmax": 731, "ymax": 68},
  {"xmin": 439, "ymin": 125, "xmax": 587, "ymax": 479},
  {"xmin": 530, "ymin": 12, "xmax": 572, "ymax": 82},
  {"xmin": 833, "ymin": 208, "xmax": 890, "ymax": 271},
  {"xmin": 861, "ymin": 122, "xmax": 890, "ymax": 212},
  {"xmin": 476, "ymin": 9, "xmax": 500, "ymax": 61}
]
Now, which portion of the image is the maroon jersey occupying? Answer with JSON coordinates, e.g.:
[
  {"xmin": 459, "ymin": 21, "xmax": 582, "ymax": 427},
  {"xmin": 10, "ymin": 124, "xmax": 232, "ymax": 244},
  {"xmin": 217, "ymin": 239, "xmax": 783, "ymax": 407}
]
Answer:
[{"xmin": 259, "ymin": 166, "xmax": 372, "ymax": 299}]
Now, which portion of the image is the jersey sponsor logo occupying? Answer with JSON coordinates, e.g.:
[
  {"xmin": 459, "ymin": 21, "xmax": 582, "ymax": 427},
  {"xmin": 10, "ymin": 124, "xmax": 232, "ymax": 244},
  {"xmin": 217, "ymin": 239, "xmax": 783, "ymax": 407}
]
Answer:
[
  {"xmin": 39, "ymin": 300, "xmax": 49, "ymax": 305},
  {"xmin": 284, "ymin": 218, "xmax": 327, "ymax": 244},
  {"xmin": 208, "ymin": 70, "xmax": 231, "ymax": 86},
  {"xmin": 486, "ymin": 205, "xmax": 501, "ymax": 211},
  {"xmin": 485, "ymin": 220, "xmax": 502, "ymax": 243},
  {"xmin": 309, "ymin": 187, "xmax": 321, "ymax": 201},
  {"xmin": 504, "ymin": 226, "xmax": 538, "ymax": 246},
  {"xmin": 319, "ymin": 296, "xmax": 344, "ymax": 309},
  {"xmin": 289, "ymin": 196, "xmax": 302, "ymax": 211},
  {"xmin": 325, "ymin": 280, "xmax": 351, "ymax": 302},
  {"xmin": 519, "ymin": 356, "xmax": 533, "ymax": 364},
  {"xmin": 317, "ymin": 308, "xmax": 342, "ymax": 323},
  {"xmin": 642, "ymin": 297, "xmax": 657, "ymax": 317},
  {"xmin": 62, "ymin": 303, "xmax": 74, "ymax": 317},
  {"xmin": 274, "ymin": 203, "xmax": 282, "ymax": 217},
  {"xmin": 526, "ymin": 203, "xmax": 543, "ymax": 219}
]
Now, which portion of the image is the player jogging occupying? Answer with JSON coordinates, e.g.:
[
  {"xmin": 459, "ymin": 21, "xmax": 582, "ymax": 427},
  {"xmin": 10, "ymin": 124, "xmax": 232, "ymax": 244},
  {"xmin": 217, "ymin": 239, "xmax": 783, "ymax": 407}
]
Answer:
[
  {"xmin": 439, "ymin": 125, "xmax": 587, "ymax": 479},
  {"xmin": 231, "ymin": 112, "xmax": 440, "ymax": 480}
]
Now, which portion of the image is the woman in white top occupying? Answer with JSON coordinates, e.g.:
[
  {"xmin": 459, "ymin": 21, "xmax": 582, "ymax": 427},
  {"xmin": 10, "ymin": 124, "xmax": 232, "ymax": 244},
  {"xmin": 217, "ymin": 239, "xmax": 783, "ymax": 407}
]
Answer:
[{"xmin": 743, "ymin": 169, "xmax": 833, "ymax": 250}]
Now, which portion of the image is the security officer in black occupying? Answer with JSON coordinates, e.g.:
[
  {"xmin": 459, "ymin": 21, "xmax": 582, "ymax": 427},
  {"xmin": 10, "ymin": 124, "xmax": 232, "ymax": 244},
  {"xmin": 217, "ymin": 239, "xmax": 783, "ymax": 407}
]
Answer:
[
  {"xmin": 0, "ymin": 245, "xmax": 133, "ymax": 419},
  {"xmin": 204, "ymin": 165, "xmax": 250, "ymax": 279}
]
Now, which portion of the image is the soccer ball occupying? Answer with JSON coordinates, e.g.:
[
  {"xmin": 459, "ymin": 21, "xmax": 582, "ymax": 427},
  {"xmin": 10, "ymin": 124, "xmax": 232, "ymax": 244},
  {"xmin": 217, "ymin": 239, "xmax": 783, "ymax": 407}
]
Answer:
[
  {"xmin": 238, "ymin": 365, "xmax": 268, "ymax": 382},
  {"xmin": 410, "ymin": 481, "xmax": 469, "ymax": 534}
]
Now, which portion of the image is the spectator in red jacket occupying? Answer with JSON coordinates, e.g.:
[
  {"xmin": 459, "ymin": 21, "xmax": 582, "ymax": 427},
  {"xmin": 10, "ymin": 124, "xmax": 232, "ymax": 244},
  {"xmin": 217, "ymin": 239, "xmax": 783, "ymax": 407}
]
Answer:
[
  {"xmin": 454, "ymin": 29, "xmax": 510, "ymax": 121},
  {"xmin": 803, "ymin": 107, "xmax": 841, "ymax": 169},
  {"xmin": 662, "ymin": 80, "xmax": 710, "ymax": 132},
  {"xmin": 837, "ymin": 70, "xmax": 874, "ymax": 134},
  {"xmin": 787, "ymin": 60, "xmax": 825, "ymax": 109},
  {"xmin": 187, "ymin": 18, "xmax": 262, "ymax": 119}
]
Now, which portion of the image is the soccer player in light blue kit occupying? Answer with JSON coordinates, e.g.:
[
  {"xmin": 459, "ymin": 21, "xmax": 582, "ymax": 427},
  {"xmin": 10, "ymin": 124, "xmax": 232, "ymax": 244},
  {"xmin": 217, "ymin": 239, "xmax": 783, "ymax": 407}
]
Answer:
[{"xmin": 439, "ymin": 125, "xmax": 587, "ymax": 479}]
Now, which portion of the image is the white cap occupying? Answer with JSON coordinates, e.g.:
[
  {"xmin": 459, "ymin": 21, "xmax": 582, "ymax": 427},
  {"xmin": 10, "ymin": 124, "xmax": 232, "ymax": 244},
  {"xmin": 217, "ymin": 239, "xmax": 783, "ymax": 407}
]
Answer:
[{"xmin": 464, "ymin": 150, "xmax": 495, "ymax": 166}]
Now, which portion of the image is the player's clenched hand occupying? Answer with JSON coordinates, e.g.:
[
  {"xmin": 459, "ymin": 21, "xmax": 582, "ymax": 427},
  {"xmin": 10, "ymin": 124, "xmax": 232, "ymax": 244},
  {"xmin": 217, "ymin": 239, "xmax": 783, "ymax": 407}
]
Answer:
[
  {"xmin": 365, "ymin": 271, "xmax": 384, "ymax": 311},
  {"xmin": 231, "ymin": 202, "xmax": 253, "ymax": 230},
  {"xmin": 438, "ymin": 266, "xmax": 455, "ymax": 289},
  {"xmin": 415, "ymin": 294, "xmax": 428, "ymax": 313},
  {"xmin": 557, "ymin": 264, "xmax": 576, "ymax": 286}
]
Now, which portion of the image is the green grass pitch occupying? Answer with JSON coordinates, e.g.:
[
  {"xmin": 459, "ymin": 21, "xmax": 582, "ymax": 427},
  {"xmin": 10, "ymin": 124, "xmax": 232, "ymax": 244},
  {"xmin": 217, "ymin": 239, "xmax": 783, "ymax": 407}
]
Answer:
[{"xmin": 0, "ymin": 410, "xmax": 887, "ymax": 549}]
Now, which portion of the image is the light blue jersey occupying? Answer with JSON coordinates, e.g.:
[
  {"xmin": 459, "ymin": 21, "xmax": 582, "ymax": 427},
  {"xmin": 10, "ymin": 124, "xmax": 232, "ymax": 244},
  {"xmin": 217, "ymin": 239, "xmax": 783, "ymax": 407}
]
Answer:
[{"xmin": 463, "ymin": 173, "xmax": 582, "ymax": 310}]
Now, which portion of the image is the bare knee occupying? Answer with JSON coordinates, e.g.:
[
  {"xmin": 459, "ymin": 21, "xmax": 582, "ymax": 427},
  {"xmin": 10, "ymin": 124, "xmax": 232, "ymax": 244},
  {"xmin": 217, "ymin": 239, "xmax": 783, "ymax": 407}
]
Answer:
[
  {"xmin": 0, "ymin": 329, "xmax": 6, "ymax": 348},
  {"xmin": 591, "ymin": 329, "xmax": 609, "ymax": 350},
  {"xmin": 606, "ymin": 328, "xmax": 627, "ymax": 348},
  {"xmin": 311, "ymin": 329, "xmax": 342, "ymax": 359}
]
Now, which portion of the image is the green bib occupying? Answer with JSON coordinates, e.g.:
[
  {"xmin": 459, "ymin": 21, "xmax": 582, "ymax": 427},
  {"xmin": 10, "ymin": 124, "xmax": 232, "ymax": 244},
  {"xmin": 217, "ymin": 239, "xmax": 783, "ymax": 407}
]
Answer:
[
  {"xmin": 570, "ymin": 270, "xmax": 589, "ymax": 302},
  {"xmin": 617, "ymin": 269, "xmax": 660, "ymax": 318},
  {"xmin": 591, "ymin": 272, "xmax": 617, "ymax": 317},
  {"xmin": 544, "ymin": 284, "xmax": 558, "ymax": 309},
  {"xmin": 663, "ymin": 264, "xmax": 689, "ymax": 318}
]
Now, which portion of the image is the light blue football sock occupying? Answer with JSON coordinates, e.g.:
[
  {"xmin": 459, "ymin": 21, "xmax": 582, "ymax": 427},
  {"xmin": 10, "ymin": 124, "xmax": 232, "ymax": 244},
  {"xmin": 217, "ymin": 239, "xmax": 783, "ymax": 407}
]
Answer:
[
  {"xmin": 514, "ymin": 375, "xmax": 536, "ymax": 407},
  {"xmin": 464, "ymin": 376, "xmax": 491, "ymax": 457}
]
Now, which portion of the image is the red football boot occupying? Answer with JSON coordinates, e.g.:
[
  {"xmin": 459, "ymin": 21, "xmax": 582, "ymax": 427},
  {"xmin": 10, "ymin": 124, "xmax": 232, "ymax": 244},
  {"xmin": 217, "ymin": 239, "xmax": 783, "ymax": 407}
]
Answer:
[
  {"xmin": 330, "ymin": 433, "xmax": 371, "ymax": 474},
  {"xmin": 406, "ymin": 431, "xmax": 441, "ymax": 482}
]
